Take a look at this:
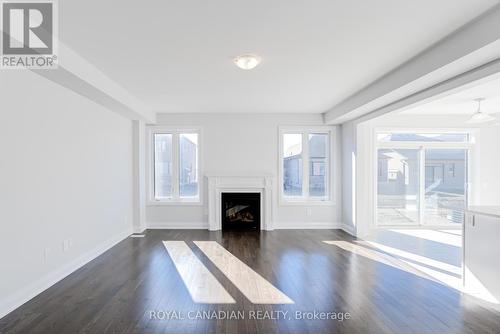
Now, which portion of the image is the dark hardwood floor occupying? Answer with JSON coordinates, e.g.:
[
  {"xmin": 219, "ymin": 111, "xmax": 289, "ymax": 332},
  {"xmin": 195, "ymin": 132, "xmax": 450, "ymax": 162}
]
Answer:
[{"xmin": 1, "ymin": 229, "xmax": 500, "ymax": 334}]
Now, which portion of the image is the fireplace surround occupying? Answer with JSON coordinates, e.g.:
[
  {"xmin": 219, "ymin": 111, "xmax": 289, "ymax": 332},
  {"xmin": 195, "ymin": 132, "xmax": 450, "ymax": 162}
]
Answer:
[{"xmin": 206, "ymin": 173, "xmax": 274, "ymax": 231}]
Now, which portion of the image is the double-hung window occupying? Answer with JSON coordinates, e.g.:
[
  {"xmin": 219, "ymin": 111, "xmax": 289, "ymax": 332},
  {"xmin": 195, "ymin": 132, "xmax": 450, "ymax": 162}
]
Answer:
[
  {"xmin": 150, "ymin": 128, "xmax": 201, "ymax": 203},
  {"xmin": 279, "ymin": 127, "xmax": 333, "ymax": 203}
]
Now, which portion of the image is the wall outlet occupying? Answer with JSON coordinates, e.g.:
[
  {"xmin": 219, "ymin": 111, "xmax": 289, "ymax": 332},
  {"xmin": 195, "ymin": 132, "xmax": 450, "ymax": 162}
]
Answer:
[
  {"xmin": 44, "ymin": 247, "xmax": 51, "ymax": 263},
  {"xmin": 62, "ymin": 240, "xmax": 69, "ymax": 252}
]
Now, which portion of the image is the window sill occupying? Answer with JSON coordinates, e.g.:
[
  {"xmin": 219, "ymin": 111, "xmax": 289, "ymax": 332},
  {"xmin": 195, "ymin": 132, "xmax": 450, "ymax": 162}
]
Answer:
[{"xmin": 147, "ymin": 200, "xmax": 203, "ymax": 206}]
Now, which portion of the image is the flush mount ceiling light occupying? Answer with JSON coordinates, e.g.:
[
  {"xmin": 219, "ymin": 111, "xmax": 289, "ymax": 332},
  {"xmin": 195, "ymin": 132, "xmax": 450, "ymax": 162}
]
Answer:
[
  {"xmin": 467, "ymin": 98, "xmax": 496, "ymax": 124},
  {"xmin": 233, "ymin": 54, "xmax": 261, "ymax": 70}
]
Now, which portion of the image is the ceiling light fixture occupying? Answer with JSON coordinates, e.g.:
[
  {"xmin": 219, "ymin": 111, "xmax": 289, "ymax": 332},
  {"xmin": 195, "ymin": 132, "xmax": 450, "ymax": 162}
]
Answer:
[
  {"xmin": 233, "ymin": 54, "xmax": 261, "ymax": 70},
  {"xmin": 467, "ymin": 98, "xmax": 496, "ymax": 124}
]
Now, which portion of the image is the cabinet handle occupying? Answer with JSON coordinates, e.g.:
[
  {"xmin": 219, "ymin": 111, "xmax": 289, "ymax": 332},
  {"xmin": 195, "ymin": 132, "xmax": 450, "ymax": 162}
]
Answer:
[{"xmin": 472, "ymin": 214, "xmax": 475, "ymax": 227}]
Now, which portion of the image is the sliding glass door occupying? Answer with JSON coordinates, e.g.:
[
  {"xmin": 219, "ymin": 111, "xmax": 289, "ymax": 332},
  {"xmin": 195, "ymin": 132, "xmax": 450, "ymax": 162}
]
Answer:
[
  {"xmin": 376, "ymin": 132, "xmax": 470, "ymax": 227},
  {"xmin": 424, "ymin": 149, "xmax": 467, "ymax": 226},
  {"xmin": 377, "ymin": 149, "xmax": 420, "ymax": 225}
]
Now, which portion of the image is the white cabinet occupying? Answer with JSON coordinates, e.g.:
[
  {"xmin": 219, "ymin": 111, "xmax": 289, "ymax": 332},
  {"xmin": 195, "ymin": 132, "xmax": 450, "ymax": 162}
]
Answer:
[{"xmin": 464, "ymin": 208, "xmax": 500, "ymax": 303}]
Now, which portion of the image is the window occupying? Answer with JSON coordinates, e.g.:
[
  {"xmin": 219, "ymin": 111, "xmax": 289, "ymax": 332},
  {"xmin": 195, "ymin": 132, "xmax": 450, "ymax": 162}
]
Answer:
[
  {"xmin": 308, "ymin": 133, "xmax": 328, "ymax": 197},
  {"xmin": 377, "ymin": 148, "xmax": 420, "ymax": 225},
  {"xmin": 280, "ymin": 128, "xmax": 332, "ymax": 203},
  {"xmin": 282, "ymin": 133, "xmax": 303, "ymax": 197},
  {"xmin": 179, "ymin": 133, "xmax": 199, "ymax": 197},
  {"xmin": 150, "ymin": 128, "xmax": 200, "ymax": 203},
  {"xmin": 154, "ymin": 134, "xmax": 173, "ymax": 198},
  {"xmin": 376, "ymin": 130, "xmax": 471, "ymax": 226}
]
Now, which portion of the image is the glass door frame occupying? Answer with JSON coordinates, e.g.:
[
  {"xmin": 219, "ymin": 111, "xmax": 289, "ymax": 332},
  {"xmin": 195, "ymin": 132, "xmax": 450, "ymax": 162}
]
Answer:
[{"xmin": 374, "ymin": 130, "xmax": 474, "ymax": 227}]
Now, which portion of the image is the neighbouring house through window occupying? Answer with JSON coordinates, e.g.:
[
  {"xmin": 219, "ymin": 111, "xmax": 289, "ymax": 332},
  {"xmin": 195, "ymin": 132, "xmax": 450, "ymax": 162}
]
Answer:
[
  {"xmin": 280, "ymin": 128, "xmax": 332, "ymax": 203},
  {"xmin": 151, "ymin": 129, "xmax": 200, "ymax": 203}
]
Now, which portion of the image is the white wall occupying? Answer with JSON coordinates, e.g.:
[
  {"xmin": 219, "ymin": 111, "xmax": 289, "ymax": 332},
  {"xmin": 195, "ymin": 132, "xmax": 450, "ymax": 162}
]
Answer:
[
  {"xmin": 0, "ymin": 70, "xmax": 134, "ymax": 317},
  {"xmin": 474, "ymin": 126, "xmax": 500, "ymax": 205},
  {"xmin": 146, "ymin": 113, "xmax": 341, "ymax": 228},
  {"xmin": 132, "ymin": 121, "xmax": 147, "ymax": 232},
  {"xmin": 340, "ymin": 122, "xmax": 356, "ymax": 235},
  {"xmin": 340, "ymin": 120, "xmax": 376, "ymax": 237}
]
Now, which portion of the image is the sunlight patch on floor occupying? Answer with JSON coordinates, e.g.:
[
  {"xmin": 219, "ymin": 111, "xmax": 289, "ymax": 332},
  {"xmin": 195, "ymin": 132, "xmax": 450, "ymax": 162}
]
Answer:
[
  {"xmin": 323, "ymin": 240, "xmax": 441, "ymax": 283},
  {"xmin": 439, "ymin": 229, "xmax": 463, "ymax": 236},
  {"xmin": 194, "ymin": 241, "xmax": 294, "ymax": 304},
  {"xmin": 163, "ymin": 241, "xmax": 235, "ymax": 304},
  {"xmin": 388, "ymin": 229, "xmax": 462, "ymax": 247},
  {"xmin": 358, "ymin": 240, "xmax": 462, "ymax": 276},
  {"xmin": 325, "ymin": 239, "xmax": 464, "ymax": 288},
  {"xmin": 324, "ymin": 237, "xmax": 499, "ymax": 305},
  {"xmin": 163, "ymin": 240, "xmax": 294, "ymax": 304},
  {"xmin": 358, "ymin": 240, "xmax": 462, "ymax": 290},
  {"xmin": 464, "ymin": 266, "xmax": 499, "ymax": 304}
]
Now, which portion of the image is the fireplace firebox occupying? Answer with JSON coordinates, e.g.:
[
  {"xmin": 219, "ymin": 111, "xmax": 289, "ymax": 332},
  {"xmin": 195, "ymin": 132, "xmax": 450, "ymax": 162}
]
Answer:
[{"xmin": 221, "ymin": 192, "xmax": 260, "ymax": 230}]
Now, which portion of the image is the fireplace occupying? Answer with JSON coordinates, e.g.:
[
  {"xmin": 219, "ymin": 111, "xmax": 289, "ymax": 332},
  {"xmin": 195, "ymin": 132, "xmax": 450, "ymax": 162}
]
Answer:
[
  {"xmin": 207, "ymin": 174, "xmax": 273, "ymax": 231},
  {"xmin": 221, "ymin": 192, "xmax": 260, "ymax": 230}
]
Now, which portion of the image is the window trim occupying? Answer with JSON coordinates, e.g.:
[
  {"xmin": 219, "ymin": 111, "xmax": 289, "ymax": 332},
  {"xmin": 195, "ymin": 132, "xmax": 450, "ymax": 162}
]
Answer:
[
  {"xmin": 278, "ymin": 126, "xmax": 335, "ymax": 206},
  {"xmin": 147, "ymin": 126, "xmax": 203, "ymax": 206}
]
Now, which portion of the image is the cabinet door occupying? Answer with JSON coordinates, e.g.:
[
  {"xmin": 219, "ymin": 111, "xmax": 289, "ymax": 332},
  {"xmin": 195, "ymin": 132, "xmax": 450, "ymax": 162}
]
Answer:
[{"xmin": 464, "ymin": 213, "xmax": 500, "ymax": 302}]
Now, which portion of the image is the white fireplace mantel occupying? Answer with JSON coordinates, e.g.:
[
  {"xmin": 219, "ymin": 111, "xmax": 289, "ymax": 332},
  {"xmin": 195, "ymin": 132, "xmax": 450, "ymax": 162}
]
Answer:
[{"xmin": 206, "ymin": 173, "xmax": 275, "ymax": 231}]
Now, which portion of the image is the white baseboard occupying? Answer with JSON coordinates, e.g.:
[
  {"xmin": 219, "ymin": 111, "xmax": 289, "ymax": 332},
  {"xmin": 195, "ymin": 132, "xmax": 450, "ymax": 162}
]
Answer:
[
  {"xmin": 147, "ymin": 221, "xmax": 209, "ymax": 229},
  {"xmin": 340, "ymin": 223, "xmax": 356, "ymax": 236},
  {"xmin": 273, "ymin": 222, "xmax": 343, "ymax": 230},
  {"xmin": 147, "ymin": 221, "xmax": 344, "ymax": 230},
  {"xmin": 0, "ymin": 227, "xmax": 132, "ymax": 320},
  {"xmin": 132, "ymin": 225, "xmax": 147, "ymax": 234},
  {"xmin": 146, "ymin": 221, "xmax": 350, "ymax": 231}
]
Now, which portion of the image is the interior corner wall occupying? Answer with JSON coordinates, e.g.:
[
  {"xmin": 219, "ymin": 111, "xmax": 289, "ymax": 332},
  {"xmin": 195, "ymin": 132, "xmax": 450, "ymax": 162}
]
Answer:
[
  {"xmin": 146, "ymin": 113, "xmax": 341, "ymax": 229},
  {"xmin": 353, "ymin": 121, "xmax": 376, "ymax": 238},
  {"xmin": 340, "ymin": 119, "xmax": 376, "ymax": 238},
  {"xmin": 132, "ymin": 120, "xmax": 147, "ymax": 233},
  {"xmin": 0, "ymin": 70, "xmax": 134, "ymax": 318}
]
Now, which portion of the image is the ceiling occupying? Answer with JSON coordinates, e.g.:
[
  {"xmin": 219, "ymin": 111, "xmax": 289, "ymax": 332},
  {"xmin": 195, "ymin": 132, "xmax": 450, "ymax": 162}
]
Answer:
[
  {"xmin": 59, "ymin": 0, "xmax": 499, "ymax": 114},
  {"xmin": 400, "ymin": 77, "xmax": 500, "ymax": 116}
]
